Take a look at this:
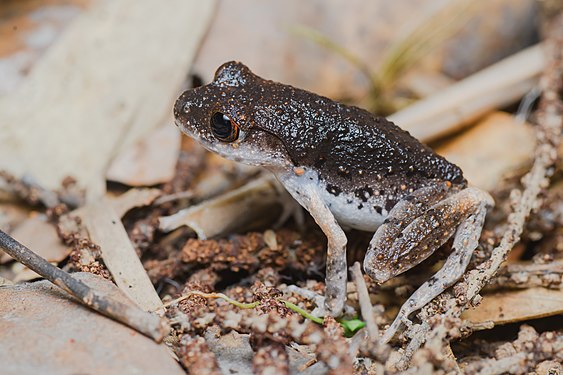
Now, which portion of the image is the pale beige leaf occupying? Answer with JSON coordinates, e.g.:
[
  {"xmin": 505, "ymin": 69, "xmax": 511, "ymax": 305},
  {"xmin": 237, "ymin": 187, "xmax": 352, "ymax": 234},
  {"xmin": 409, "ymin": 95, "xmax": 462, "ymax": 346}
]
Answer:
[
  {"xmin": 107, "ymin": 123, "xmax": 181, "ymax": 187},
  {"xmin": 82, "ymin": 198, "xmax": 162, "ymax": 311},
  {"xmin": 437, "ymin": 112, "xmax": 535, "ymax": 191},
  {"xmin": 0, "ymin": 0, "xmax": 216, "ymax": 199},
  {"xmin": 389, "ymin": 45, "xmax": 544, "ymax": 142},
  {"xmin": 109, "ymin": 188, "xmax": 161, "ymax": 218},
  {"xmin": 0, "ymin": 273, "xmax": 183, "ymax": 375}
]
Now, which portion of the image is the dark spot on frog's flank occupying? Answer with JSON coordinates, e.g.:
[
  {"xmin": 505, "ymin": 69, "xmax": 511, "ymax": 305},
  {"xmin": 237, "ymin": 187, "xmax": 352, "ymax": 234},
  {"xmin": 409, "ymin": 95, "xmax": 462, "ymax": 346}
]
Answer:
[
  {"xmin": 385, "ymin": 199, "xmax": 396, "ymax": 212},
  {"xmin": 357, "ymin": 203, "xmax": 363, "ymax": 210},
  {"xmin": 355, "ymin": 186, "xmax": 374, "ymax": 202},
  {"xmin": 346, "ymin": 199, "xmax": 353, "ymax": 204},
  {"xmin": 383, "ymin": 218, "xmax": 390, "ymax": 225},
  {"xmin": 326, "ymin": 184, "xmax": 342, "ymax": 196},
  {"xmin": 374, "ymin": 206, "xmax": 382, "ymax": 214}
]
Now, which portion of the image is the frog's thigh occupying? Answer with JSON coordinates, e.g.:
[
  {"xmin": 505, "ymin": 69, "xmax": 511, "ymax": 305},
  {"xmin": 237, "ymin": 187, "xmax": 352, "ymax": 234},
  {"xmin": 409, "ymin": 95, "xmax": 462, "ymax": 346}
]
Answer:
[
  {"xmin": 281, "ymin": 181, "xmax": 348, "ymax": 317},
  {"xmin": 380, "ymin": 187, "xmax": 493, "ymax": 343},
  {"xmin": 363, "ymin": 181, "xmax": 458, "ymax": 283}
]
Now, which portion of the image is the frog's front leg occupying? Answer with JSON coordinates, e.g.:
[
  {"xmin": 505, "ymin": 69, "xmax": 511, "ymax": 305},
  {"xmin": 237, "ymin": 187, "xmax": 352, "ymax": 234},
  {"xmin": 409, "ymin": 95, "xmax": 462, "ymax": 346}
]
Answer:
[
  {"xmin": 276, "ymin": 170, "xmax": 348, "ymax": 317},
  {"xmin": 363, "ymin": 185, "xmax": 494, "ymax": 343}
]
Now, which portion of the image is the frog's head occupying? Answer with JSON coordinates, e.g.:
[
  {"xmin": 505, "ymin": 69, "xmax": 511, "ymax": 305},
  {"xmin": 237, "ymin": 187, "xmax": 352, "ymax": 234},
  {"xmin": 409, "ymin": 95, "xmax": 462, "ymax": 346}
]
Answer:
[{"xmin": 174, "ymin": 61, "xmax": 292, "ymax": 169}]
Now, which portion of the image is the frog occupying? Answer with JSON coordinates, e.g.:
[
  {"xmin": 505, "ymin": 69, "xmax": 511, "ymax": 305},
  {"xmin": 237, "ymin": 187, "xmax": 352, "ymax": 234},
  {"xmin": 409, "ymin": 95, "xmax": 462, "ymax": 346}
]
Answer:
[{"xmin": 173, "ymin": 61, "xmax": 494, "ymax": 342}]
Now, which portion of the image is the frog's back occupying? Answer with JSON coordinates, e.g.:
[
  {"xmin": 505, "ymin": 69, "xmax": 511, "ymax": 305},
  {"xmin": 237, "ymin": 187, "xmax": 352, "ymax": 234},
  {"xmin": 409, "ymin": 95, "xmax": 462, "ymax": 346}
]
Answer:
[{"xmin": 251, "ymin": 81, "xmax": 466, "ymax": 191}]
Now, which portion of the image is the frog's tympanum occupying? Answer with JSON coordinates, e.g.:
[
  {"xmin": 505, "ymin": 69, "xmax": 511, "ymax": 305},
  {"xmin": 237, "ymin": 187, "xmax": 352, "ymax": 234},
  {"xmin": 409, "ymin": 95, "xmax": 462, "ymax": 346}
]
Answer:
[{"xmin": 174, "ymin": 62, "xmax": 494, "ymax": 342}]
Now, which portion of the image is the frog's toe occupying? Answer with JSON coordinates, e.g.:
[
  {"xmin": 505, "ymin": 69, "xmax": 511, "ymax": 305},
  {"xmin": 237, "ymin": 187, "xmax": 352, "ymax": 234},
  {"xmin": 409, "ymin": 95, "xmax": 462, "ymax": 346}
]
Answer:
[
  {"xmin": 363, "ymin": 257, "xmax": 392, "ymax": 284},
  {"xmin": 381, "ymin": 314, "xmax": 410, "ymax": 344}
]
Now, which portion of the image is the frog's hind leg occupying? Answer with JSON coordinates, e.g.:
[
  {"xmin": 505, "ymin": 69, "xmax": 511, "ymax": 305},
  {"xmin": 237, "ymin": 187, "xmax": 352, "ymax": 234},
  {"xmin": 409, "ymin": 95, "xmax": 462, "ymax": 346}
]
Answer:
[
  {"xmin": 363, "ymin": 186, "xmax": 493, "ymax": 343},
  {"xmin": 363, "ymin": 181, "xmax": 459, "ymax": 283}
]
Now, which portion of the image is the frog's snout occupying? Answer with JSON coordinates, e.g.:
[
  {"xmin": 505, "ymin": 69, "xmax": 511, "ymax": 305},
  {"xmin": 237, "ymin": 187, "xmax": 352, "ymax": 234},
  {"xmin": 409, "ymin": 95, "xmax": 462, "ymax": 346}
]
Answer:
[{"xmin": 174, "ymin": 92, "xmax": 188, "ymax": 119}]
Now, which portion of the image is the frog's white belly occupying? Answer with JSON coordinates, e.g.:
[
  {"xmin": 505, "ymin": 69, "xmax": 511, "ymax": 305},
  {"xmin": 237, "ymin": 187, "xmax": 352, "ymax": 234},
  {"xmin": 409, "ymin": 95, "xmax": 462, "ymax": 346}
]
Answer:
[
  {"xmin": 317, "ymin": 183, "xmax": 389, "ymax": 232},
  {"xmin": 275, "ymin": 168, "xmax": 389, "ymax": 232}
]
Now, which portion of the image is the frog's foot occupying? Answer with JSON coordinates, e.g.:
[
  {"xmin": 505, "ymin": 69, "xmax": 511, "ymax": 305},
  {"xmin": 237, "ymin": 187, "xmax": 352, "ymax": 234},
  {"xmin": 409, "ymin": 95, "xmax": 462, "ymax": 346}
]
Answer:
[
  {"xmin": 381, "ymin": 314, "xmax": 414, "ymax": 344},
  {"xmin": 363, "ymin": 186, "xmax": 493, "ymax": 343}
]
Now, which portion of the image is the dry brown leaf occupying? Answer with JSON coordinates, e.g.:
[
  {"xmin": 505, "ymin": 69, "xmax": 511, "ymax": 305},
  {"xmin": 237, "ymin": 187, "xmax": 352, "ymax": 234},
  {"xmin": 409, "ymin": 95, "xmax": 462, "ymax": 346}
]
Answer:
[
  {"xmin": 106, "ymin": 123, "xmax": 181, "ymax": 187},
  {"xmin": 437, "ymin": 112, "xmax": 536, "ymax": 191},
  {"xmin": 0, "ymin": 272, "xmax": 183, "ymax": 375},
  {"xmin": 462, "ymin": 287, "xmax": 563, "ymax": 327},
  {"xmin": 2, "ymin": 215, "xmax": 68, "ymax": 264}
]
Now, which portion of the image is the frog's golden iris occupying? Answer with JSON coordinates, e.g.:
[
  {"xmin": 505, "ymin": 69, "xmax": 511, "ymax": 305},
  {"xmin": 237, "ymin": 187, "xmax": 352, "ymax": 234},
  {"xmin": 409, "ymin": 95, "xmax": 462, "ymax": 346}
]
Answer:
[{"xmin": 211, "ymin": 112, "xmax": 239, "ymax": 142}]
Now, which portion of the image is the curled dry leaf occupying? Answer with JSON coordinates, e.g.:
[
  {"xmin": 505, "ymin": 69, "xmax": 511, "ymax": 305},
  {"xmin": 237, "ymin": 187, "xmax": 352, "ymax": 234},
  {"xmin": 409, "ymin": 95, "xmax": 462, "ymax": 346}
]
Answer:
[{"xmin": 159, "ymin": 175, "xmax": 299, "ymax": 239}]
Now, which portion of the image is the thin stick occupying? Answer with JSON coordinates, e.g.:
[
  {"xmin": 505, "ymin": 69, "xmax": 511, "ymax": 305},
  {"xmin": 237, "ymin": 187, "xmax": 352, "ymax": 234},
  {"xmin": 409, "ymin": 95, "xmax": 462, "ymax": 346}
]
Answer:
[
  {"xmin": 350, "ymin": 262, "xmax": 379, "ymax": 340},
  {"xmin": 0, "ymin": 229, "xmax": 168, "ymax": 342}
]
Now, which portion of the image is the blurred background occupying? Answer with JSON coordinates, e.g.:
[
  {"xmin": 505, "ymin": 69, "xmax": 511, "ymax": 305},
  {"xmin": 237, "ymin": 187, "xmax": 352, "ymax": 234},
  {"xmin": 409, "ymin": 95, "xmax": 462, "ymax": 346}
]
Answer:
[{"xmin": 0, "ymin": 0, "xmax": 542, "ymax": 200}]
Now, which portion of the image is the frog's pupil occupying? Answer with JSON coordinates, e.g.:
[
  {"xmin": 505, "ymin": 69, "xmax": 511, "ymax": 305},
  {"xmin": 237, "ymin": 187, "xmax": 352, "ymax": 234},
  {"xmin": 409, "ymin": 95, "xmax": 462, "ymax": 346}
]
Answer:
[{"xmin": 211, "ymin": 112, "xmax": 233, "ymax": 140}]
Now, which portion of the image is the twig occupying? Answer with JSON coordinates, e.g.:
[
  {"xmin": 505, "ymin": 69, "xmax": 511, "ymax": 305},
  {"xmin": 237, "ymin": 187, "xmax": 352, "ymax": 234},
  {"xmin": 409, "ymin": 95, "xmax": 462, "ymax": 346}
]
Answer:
[
  {"xmin": 483, "ymin": 261, "xmax": 563, "ymax": 291},
  {"xmin": 153, "ymin": 190, "xmax": 194, "ymax": 206},
  {"xmin": 0, "ymin": 229, "xmax": 168, "ymax": 342},
  {"xmin": 350, "ymin": 262, "xmax": 379, "ymax": 340}
]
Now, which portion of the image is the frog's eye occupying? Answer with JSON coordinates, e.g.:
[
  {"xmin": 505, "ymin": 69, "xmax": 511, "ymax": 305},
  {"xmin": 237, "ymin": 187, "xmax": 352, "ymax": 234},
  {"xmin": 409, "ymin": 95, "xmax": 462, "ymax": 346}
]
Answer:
[{"xmin": 210, "ymin": 112, "xmax": 239, "ymax": 142}]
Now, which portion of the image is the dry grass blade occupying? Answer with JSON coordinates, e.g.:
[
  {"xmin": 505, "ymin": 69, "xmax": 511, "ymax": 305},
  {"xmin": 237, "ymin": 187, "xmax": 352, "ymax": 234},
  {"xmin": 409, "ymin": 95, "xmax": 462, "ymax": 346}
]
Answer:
[
  {"xmin": 293, "ymin": 0, "xmax": 476, "ymax": 115},
  {"xmin": 350, "ymin": 262, "xmax": 379, "ymax": 340},
  {"xmin": 377, "ymin": 0, "xmax": 475, "ymax": 93}
]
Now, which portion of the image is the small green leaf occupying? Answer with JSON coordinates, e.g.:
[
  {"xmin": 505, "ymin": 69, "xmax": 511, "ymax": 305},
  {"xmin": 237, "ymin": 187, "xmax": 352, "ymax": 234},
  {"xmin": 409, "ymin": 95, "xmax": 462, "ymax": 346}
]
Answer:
[{"xmin": 339, "ymin": 318, "xmax": 366, "ymax": 337}]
